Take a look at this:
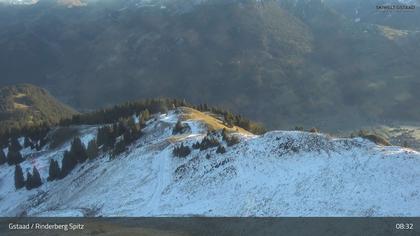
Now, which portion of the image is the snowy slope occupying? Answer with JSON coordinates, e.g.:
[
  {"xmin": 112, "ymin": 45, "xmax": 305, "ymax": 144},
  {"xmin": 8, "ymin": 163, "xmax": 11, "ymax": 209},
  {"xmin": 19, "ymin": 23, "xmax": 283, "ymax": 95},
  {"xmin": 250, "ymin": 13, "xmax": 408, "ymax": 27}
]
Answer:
[{"xmin": 0, "ymin": 109, "xmax": 420, "ymax": 217}]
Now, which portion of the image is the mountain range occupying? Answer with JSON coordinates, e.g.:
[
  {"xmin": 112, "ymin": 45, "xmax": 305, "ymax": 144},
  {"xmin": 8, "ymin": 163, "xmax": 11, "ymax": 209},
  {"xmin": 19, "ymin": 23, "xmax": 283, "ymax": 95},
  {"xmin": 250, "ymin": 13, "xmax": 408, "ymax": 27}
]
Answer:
[{"xmin": 0, "ymin": 0, "xmax": 419, "ymax": 131}]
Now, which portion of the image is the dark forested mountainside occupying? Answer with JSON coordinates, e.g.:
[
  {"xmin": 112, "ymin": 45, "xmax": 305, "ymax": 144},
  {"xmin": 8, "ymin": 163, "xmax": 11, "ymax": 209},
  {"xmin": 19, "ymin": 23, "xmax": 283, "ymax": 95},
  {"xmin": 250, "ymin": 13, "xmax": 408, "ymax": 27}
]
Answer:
[
  {"xmin": 0, "ymin": 84, "xmax": 76, "ymax": 134},
  {"xmin": 0, "ymin": 0, "xmax": 419, "ymax": 131}
]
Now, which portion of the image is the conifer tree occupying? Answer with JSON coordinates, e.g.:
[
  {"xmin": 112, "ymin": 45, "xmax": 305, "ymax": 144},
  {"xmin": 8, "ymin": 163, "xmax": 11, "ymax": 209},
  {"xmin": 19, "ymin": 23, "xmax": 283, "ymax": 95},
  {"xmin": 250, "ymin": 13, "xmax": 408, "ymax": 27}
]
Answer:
[
  {"xmin": 14, "ymin": 164, "xmax": 25, "ymax": 190},
  {"xmin": 31, "ymin": 167, "xmax": 42, "ymax": 189},
  {"xmin": 7, "ymin": 150, "xmax": 23, "ymax": 165},
  {"xmin": 9, "ymin": 137, "xmax": 22, "ymax": 152},
  {"xmin": 173, "ymin": 120, "xmax": 187, "ymax": 135},
  {"xmin": 141, "ymin": 109, "xmax": 150, "ymax": 124},
  {"xmin": 97, "ymin": 126, "xmax": 115, "ymax": 150},
  {"xmin": 38, "ymin": 137, "xmax": 48, "ymax": 150},
  {"xmin": 192, "ymin": 142, "xmax": 200, "ymax": 149},
  {"xmin": 123, "ymin": 129, "xmax": 133, "ymax": 145},
  {"xmin": 0, "ymin": 149, "xmax": 6, "ymax": 165},
  {"xmin": 114, "ymin": 121, "xmax": 126, "ymax": 137},
  {"xmin": 47, "ymin": 160, "xmax": 60, "ymax": 181},
  {"xmin": 106, "ymin": 127, "xmax": 117, "ymax": 149},
  {"xmin": 35, "ymin": 142, "xmax": 42, "ymax": 151},
  {"xmin": 224, "ymin": 113, "xmax": 235, "ymax": 127},
  {"xmin": 97, "ymin": 127, "xmax": 106, "ymax": 147},
  {"xmin": 60, "ymin": 150, "xmax": 77, "ymax": 178},
  {"xmin": 199, "ymin": 136, "xmax": 220, "ymax": 150},
  {"xmin": 139, "ymin": 109, "xmax": 150, "ymax": 128},
  {"xmin": 113, "ymin": 140, "xmax": 126, "ymax": 157},
  {"xmin": 132, "ymin": 124, "xmax": 142, "ymax": 140},
  {"xmin": 87, "ymin": 139, "xmax": 99, "ymax": 160},
  {"xmin": 70, "ymin": 137, "xmax": 87, "ymax": 163},
  {"xmin": 216, "ymin": 145, "xmax": 226, "ymax": 154},
  {"xmin": 221, "ymin": 128, "xmax": 227, "ymax": 140},
  {"xmin": 23, "ymin": 137, "xmax": 32, "ymax": 148},
  {"xmin": 127, "ymin": 116, "xmax": 136, "ymax": 129},
  {"xmin": 25, "ymin": 172, "xmax": 33, "ymax": 190},
  {"xmin": 173, "ymin": 144, "xmax": 191, "ymax": 157},
  {"xmin": 222, "ymin": 129, "xmax": 240, "ymax": 147},
  {"xmin": 309, "ymin": 127, "xmax": 319, "ymax": 133}
]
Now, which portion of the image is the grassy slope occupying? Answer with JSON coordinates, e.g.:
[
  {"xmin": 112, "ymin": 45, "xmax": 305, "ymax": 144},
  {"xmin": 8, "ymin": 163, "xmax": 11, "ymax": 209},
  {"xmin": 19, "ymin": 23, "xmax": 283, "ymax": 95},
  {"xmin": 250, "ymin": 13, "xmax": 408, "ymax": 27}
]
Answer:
[{"xmin": 180, "ymin": 107, "xmax": 252, "ymax": 135}]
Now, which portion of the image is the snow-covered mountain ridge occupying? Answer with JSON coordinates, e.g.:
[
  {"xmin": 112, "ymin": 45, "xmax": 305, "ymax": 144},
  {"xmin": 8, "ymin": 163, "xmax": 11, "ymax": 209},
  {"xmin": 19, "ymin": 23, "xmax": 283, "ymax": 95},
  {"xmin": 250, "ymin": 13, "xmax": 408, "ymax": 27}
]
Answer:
[{"xmin": 1, "ymin": 107, "xmax": 419, "ymax": 216}]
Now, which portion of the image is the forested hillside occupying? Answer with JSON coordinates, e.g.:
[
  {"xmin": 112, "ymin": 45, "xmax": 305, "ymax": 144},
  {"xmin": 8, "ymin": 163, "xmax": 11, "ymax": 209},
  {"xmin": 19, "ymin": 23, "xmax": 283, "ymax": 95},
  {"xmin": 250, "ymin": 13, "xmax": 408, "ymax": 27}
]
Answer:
[
  {"xmin": 0, "ymin": 0, "xmax": 419, "ymax": 131},
  {"xmin": 0, "ymin": 84, "xmax": 76, "ymax": 134}
]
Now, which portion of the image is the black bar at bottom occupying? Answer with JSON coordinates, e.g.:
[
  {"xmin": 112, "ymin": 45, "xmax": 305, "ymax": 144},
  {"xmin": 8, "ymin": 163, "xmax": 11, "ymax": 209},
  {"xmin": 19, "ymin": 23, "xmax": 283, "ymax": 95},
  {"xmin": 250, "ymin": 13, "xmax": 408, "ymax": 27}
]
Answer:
[{"xmin": 0, "ymin": 217, "xmax": 419, "ymax": 236}]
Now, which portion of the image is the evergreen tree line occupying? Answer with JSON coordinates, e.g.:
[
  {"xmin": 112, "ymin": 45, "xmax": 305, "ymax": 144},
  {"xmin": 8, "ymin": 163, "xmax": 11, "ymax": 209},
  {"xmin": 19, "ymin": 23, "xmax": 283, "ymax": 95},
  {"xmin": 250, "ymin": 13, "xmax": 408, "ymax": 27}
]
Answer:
[
  {"xmin": 173, "ymin": 143, "xmax": 191, "ymax": 157},
  {"xmin": 191, "ymin": 132, "xmax": 221, "ymax": 151},
  {"xmin": 56, "ymin": 136, "xmax": 102, "ymax": 180},
  {"xmin": 46, "ymin": 137, "xmax": 100, "ymax": 182},
  {"xmin": 172, "ymin": 120, "xmax": 190, "ymax": 135},
  {"xmin": 2, "ymin": 133, "xmax": 48, "ymax": 165},
  {"xmin": 14, "ymin": 164, "xmax": 42, "ymax": 190},
  {"xmin": 9, "ymin": 135, "xmax": 99, "ymax": 191},
  {"xmin": 59, "ymin": 98, "xmax": 173, "ymax": 126},
  {"xmin": 175, "ymin": 141, "xmax": 227, "ymax": 158},
  {"xmin": 48, "ymin": 115, "xmax": 146, "ymax": 182},
  {"xmin": 294, "ymin": 126, "xmax": 319, "ymax": 133},
  {"xmin": 2, "ymin": 98, "xmax": 265, "ymax": 155},
  {"xmin": 193, "ymin": 104, "xmax": 266, "ymax": 134},
  {"xmin": 221, "ymin": 128, "xmax": 240, "ymax": 147},
  {"xmin": 198, "ymin": 135, "xmax": 220, "ymax": 151},
  {"xmin": 0, "ymin": 137, "xmax": 24, "ymax": 166},
  {"xmin": 60, "ymin": 137, "xmax": 89, "ymax": 178},
  {"xmin": 0, "ymin": 123, "xmax": 50, "ymax": 150},
  {"xmin": 96, "ymin": 116, "xmax": 144, "ymax": 157},
  {"xmin": 60, "ymin": 98, "xmax": 265, "ymax": 135},
  {"xmin": 175, "ymin": 131, "xmax": 232, "ymax": 158}
]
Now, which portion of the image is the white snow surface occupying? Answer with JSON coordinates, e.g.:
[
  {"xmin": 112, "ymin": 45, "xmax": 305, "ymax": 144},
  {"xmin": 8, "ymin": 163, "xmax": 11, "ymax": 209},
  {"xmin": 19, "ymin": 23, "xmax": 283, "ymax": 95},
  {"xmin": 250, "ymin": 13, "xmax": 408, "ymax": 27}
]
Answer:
[{"xmin": 1, "ymin": 110, "xmax": 420, "ymax": 217}]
